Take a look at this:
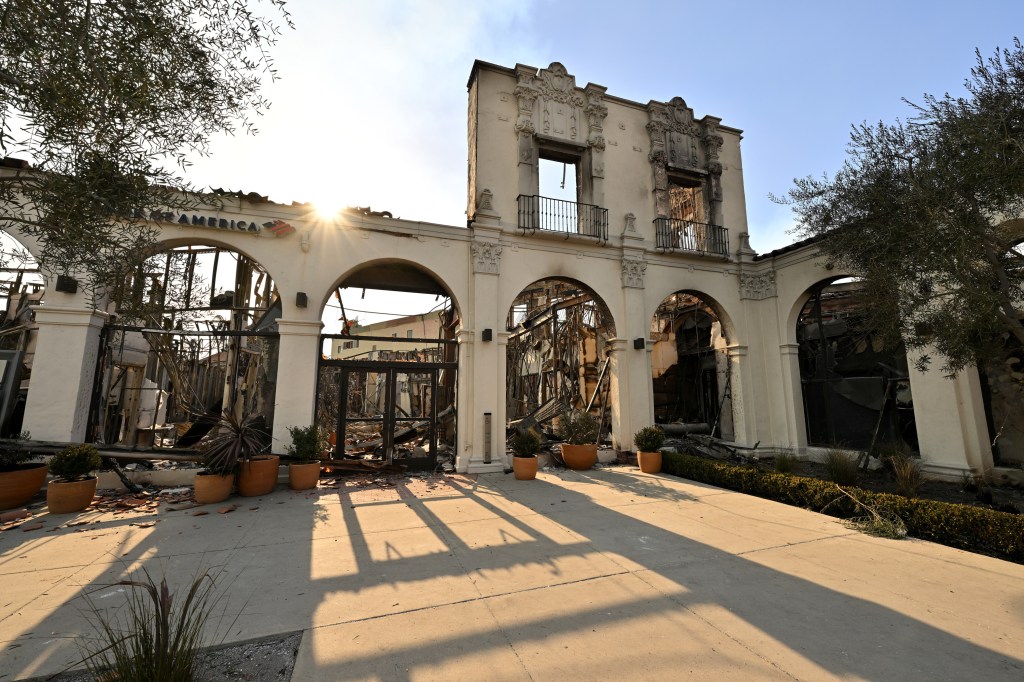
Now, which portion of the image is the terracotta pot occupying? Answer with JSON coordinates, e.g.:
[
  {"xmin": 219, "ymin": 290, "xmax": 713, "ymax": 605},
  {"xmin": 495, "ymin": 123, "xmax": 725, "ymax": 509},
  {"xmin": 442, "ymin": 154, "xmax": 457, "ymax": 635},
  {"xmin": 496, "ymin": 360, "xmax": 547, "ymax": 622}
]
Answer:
[
  {"xmin": 46, "ymin": 477, "xmax": 98, "ymax": 514},
  {"xmin": 512, "ymin": 455, "xmax": 538, "ymax": 480},
  {"xmin": 289, "ymin": 461, "xmax": 321, "ymax": 490},
  {"xmin": 237, "ymin": 455, "xmax": 280, "ymax": 497},
  {"xmin": 0, "ymin": 463, "xmax": 48, "ymax": 510},
  {"xmin": 561, "ymin": 443, "xmax": 597, "ymax": 471},
  {"xmin": 637, "ymin": 450, "xmax": 663, "ymax": 474},
  {"xmin": 194, "ymin": 472, "xmax": 234, "ymax": 505}
]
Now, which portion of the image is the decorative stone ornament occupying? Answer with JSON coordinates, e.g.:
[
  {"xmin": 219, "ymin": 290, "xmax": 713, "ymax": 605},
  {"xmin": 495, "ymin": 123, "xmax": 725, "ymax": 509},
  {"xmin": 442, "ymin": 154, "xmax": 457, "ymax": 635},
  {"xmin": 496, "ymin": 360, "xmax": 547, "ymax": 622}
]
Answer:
[
  {"xmin": 621, "ymin": 256, "xmax": 647, "ymax": 288},
  {"xmin": 739, "ymin": 270, "xmax": 778, "ymax": 300},
  {"xmin": 471, "ymin": 242, "xmax": 502, "ymax": 274}
]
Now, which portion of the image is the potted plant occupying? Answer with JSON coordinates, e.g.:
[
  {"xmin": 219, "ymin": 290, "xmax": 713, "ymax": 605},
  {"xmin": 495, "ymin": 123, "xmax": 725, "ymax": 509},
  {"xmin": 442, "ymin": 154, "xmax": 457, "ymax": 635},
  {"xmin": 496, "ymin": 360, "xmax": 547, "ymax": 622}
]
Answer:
[
  {"xmin": 558, "ymin": 410, "xmax": 599, "ymax": 470},
  {"xmin": 232, "ymin": 414, "xmax": 277, "ymax": 497},
  {"xmin": 633, "ymin": 425, "xmax": 665, "ymax": 474},
  {"xmin": 196, "ymin": 409, "xmax": 274, "ymax": 499},
  {"xmin": 286, "ymin": 424, "xmax": 323, "ymax": 490},
  {"xmin": 47, "ymin": 444, "xmax": 102, "ymax": 514},
  {"xmin": 0, "ymin": 433, "xmax": 46, "ymax": 510},
  {"xmin": 510, "ymin": 430, "xmax": 541, "ymax": 481},
  {"xmin": 194, "ymin": 412, "xmax": 264, "ymax": 504}
]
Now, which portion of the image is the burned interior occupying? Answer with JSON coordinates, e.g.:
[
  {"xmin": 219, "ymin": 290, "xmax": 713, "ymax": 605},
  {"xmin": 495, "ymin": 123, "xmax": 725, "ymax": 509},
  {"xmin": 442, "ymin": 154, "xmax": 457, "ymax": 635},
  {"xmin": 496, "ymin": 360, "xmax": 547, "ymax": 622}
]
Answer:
[
  {"xmin": 797, "ymin": 280, "xmax": 917, "ymax": 452},
  {"xmin": 650, "ymin": 292, "xmax": 732, "ymax": 440},
  {"xmin": 0, "ymin": 236, "xmax": 44, "ymax": 436},
  {"xmin": 316, "ymin": 263, "xmax": 459, "ymax": 472},
  {"xmin": 505, "ymin": 278, "xmax": 615, "ymax": 442},
  {"xmin": 89, "ymin": 244, "xmax": 280, "ymax": 449}
]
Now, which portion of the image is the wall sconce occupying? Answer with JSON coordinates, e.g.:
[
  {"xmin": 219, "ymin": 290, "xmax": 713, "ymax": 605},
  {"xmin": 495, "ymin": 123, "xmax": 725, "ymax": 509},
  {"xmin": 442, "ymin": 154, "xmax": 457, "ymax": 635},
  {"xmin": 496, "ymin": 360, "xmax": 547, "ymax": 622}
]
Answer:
[
  {"xmin": 633, "ymin": 337, "xmax": 646, "ymax": 350},
  {"xmin": 295, "ymin": 292, "xmax": 308, "ymax": 308},
  {"xmin": 482, "ymin": 328, "xmax": 493, "ymax": 342},
  {"xmin": 55, "ymin": 275, "xmax": 78, "ymax": 294}
]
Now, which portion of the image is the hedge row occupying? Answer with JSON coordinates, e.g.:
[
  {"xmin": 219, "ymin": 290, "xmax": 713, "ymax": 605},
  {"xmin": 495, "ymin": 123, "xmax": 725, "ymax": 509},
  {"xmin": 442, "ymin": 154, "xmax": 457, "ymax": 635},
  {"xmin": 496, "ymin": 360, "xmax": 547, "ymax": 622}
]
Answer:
[{"xmin": 662, "ymin": 451, "xmax": 1024, "ymax": 563}]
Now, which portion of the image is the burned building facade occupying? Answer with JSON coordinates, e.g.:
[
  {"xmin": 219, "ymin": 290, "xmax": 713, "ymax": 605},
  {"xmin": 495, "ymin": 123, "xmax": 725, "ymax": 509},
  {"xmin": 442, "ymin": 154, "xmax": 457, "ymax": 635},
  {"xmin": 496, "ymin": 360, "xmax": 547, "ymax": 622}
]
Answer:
[{"xmin": 0, "ymin": 60, "xmax": 1015, "ymax": 481}]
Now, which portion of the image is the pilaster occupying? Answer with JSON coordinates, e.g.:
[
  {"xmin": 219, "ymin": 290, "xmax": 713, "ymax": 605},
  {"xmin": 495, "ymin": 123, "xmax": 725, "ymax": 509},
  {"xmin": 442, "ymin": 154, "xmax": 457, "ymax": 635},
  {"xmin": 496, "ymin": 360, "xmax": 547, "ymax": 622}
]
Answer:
[
  {"xmin": 23, "ymin": 305, "xmax": 108, "ymax": 442},
  {"xmin": 271, "ymin": 319, "xmax": 323, "ymax": 451}
]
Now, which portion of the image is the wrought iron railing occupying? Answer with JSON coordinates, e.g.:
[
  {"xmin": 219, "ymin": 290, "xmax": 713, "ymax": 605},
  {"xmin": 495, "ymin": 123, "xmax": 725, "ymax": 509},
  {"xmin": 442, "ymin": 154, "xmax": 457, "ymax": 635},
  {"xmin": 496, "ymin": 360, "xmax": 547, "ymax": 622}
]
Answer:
[
  {"xmin": 654, "ymin": 218, "xmax": 729, "ymax": 258},
  {"xmin": 517, "ymin": 195, "xmax": 608, "ymax": 243}
]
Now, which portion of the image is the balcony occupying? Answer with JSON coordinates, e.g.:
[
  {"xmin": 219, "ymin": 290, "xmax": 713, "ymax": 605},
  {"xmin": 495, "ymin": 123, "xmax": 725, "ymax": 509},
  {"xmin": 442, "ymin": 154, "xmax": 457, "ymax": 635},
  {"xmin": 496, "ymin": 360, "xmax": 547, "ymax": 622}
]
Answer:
[
  {"xmin": 517, "ymin": 195, "xmax": 608, "ymax": 243},
  {"xmin": 654, "ymin": 218, "xmax": 729, "ymax": 258}
]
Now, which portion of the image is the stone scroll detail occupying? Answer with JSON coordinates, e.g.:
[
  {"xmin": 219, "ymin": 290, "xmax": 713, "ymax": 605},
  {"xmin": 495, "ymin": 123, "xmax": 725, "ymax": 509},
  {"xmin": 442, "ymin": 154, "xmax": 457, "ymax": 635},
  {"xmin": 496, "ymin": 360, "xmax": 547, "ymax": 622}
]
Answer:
[
  {"xmin": 739, "ymin": 271, "xmax": 777, "ymax": 300},
  {"xmin": 471, "ymin": 242, "xmax": 502, "ymax": 275},
  {"xmin": 621, "ymin": 256, "xmax": 647, "ymax": 289}
]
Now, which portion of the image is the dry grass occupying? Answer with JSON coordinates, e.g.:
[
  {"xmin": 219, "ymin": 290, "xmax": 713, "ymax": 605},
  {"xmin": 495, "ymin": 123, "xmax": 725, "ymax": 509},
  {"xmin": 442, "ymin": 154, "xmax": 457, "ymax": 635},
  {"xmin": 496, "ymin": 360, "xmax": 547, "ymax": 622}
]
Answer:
[
  {"xmin": 774, "ymin": 453, "xmax": 798, "ymax": 474},
  {"xmin": 824, "ymin": 449, "xmax": 859, "ymax": 486}
]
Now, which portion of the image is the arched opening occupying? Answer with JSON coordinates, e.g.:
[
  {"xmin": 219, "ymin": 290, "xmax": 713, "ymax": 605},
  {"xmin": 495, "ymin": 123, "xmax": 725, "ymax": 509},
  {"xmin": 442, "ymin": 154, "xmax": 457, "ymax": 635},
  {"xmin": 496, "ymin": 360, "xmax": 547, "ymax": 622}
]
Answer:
[
  {"xmin": 0, "ymin": 233, "xmax": 44, "ymax": 436},
  {"xmin": 317, "ymin": 261, "xmax": 460, "ymax": 472},
  {"xmin": 796, "ymin": 279, "xmax": 917, "ymax": 451},
  {"xmin": 977, "ymin": 234, "xmax": 1024, "ymax": 466},
  {"xmin": 89, "ymin": 243, "xmax": 279, "ymax": 448},
  {"xmin": 505, "ymin": 278, "xmax": 616, "ymax": 444},
  {"xmin": 650, "ymin": 291, "xmax": 732, "ymax": 439}
]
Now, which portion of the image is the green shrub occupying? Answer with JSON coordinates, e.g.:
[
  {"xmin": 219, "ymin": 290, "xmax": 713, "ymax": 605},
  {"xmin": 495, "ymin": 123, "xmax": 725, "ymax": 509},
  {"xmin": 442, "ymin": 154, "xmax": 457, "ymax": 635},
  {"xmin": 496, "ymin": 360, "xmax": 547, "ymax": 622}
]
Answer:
[
  {"xmin": 558, "ymin": 410, "xmax": 599, "ymax": 445},
  {"xmin": 661, "ymin": 451, "xmax": 1024, "ymax": 562},
  {"xmin": 48, "ymin": 444, "xmax": 101, "ymax": 482},
  {"xmin": 824, "ymin": 449, "xmax": 859, "ymax": 485},
  {"xmin": 633, "ymin": 426, "xmax": 665, "ymax": 453},
  {"xmin": 774, "ymin": 453, "xmax": 797, "ymax": 474},
  {"xmin": 510, "ymin": 430, "xmax": 540, "ymax": 457},
  {"xmin": 0, "ymin": 432, "xmax": 37, "ymax": 470},
  {"xmin": 286, "ymin": 424, "xmax": 325, "ymax": 462}
]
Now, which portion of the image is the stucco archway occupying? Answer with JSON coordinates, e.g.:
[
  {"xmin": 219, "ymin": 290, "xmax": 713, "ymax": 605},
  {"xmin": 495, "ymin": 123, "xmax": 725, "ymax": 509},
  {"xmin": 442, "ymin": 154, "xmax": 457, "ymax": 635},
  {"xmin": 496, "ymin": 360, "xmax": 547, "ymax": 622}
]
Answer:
[
  {"xmin": 649, "ymin": 290, "xmax": 736, "ymax": 440},
  {"xmin": 90, "ymin": 240, "xmax": 281, "ymax": 447},
  {"xmin": 792, "ymin": 278, "xmax": 917, "ymax": 452},
  {"xmin": 505, "ymin": 277, "xmax": 617, "ymax": 446},
  {"xmin": 315, "ymin": 259, "xmax": 461, "ymax": 471}
]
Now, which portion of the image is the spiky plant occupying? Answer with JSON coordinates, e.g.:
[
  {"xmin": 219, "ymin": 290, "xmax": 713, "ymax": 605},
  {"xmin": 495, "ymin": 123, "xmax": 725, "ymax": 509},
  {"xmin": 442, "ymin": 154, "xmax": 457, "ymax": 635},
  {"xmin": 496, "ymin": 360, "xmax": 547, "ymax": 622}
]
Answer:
[
  {"xmin": 200, "ymin": 412, "xmax": 268, "ymax": 476},
  {"xmin": 80, "ymin": 568, "xmax": 217, "ymax": 682}
]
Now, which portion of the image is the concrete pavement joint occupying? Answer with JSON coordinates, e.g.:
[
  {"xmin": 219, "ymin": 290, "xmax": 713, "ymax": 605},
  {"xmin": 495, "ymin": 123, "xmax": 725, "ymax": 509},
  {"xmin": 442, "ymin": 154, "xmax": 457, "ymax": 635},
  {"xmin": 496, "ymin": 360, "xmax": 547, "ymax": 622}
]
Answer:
[
  {"xmin": 733, "ymin": 532, "xmax": 861, "ymax": 557},
  {"xmin": 629, "ymin": 567, "xmax": 803, "ymax": 681}
]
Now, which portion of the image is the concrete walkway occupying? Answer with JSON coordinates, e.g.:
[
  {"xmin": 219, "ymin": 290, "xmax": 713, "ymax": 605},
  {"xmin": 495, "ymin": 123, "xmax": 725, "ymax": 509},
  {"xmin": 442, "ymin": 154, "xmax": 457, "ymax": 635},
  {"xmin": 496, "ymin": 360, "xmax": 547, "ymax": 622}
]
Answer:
[{"xmin": 1, "ymin": 467, "xmax": 1022, "ymax": 681}]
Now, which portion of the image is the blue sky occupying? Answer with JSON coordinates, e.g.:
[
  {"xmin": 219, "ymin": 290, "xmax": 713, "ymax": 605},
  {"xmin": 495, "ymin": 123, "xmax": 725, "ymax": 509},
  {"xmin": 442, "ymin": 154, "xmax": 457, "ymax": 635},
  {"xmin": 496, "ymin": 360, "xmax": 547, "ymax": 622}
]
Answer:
[{"xmin": 185, "ymin": 0, "xmax": 1024, "ymax": 255}]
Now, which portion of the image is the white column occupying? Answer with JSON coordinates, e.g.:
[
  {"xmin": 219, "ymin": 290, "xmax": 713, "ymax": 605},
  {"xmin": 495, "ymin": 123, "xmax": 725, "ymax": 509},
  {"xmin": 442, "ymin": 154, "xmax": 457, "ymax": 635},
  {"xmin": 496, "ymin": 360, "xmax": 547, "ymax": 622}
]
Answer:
[
  {"xmin": 605, "ymin": 338, "xmax": 630, "ymax": 451},
  {"xmin": 727, "ymin": 344, "xmax": 754, "ymax": 445},
  {"xmin": 779, "ymin": 343, "xmax": 805, "ymax": 448},
  {"xmin": 271, "ymin": 319, "xmax": 323, "ymax": 452},
  {"xmin": 455, "ymin": 329, "xmax": 475, "ymax": 471},
  {"xmin": 23, "ymin": 306, "xmax": 107, "ymax": 443}
]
